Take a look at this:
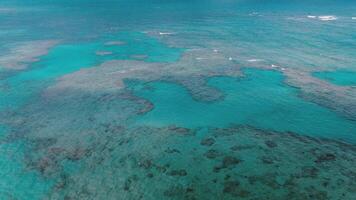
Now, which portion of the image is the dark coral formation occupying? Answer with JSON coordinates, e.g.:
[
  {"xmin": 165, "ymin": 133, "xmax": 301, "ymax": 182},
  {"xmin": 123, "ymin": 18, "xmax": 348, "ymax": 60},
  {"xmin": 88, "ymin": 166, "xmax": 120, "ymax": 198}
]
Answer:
[
  {"xmin": 168, "ymin": 169, "xmax": 188, "ymax": 177},
  {"xmin": 169, "ymin": 76, "xmax": 226, "ymax": 103},
  {"xmin": 223, "ymin": 180, "xmax": 250, "ymax": 198},
  {"xmin": 213, "ymin": 156, "xmax": 242, "ymax": 173},
  {"xmin": 200, "ymin": 137, "xmax": 215, "ymax": 146},
  {"xmin": 3, "ymin": 121, "xmax": 354, "ymax": 200},
  {"xmin": 204, "ymin": 149, "xmax": 221, "ymax": 159}
]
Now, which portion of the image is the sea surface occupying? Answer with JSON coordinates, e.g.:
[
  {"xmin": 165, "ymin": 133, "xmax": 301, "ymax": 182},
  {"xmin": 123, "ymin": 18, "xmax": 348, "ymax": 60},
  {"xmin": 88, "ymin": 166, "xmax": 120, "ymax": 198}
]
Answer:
[{"xmin": 0, "ymin": 0, "xmax": 356, "ymax": 199}]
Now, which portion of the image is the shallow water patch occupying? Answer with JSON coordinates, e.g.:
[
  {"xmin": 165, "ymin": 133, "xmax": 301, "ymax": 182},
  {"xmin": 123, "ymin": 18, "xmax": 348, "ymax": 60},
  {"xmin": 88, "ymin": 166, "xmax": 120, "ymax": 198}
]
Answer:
[
  {"xmin": 0, "ymin": 42, "xmax": 102, "ymax": 111},
  {"xmin": 131, "ymin": 68, "xmax": 356, "ymax": 142},
  {"xmin": 313, "ymin": 70, "xmax": 356, "ymax": 86}
]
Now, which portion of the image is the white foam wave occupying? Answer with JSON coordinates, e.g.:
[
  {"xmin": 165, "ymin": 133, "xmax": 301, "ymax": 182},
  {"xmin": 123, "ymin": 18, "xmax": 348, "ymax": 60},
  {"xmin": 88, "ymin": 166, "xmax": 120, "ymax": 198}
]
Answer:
[
  {"xmin": 352, "ymin": 17, "xmax": 356, "ymax": 20},
  {"xmin": 318, "ymin": 16, "xmax": 337, "ymax": 21},
  {"xmin": 247, "ymin": 59, "xmax": 263, "ymax": 62},
  {"xmin": 159, "ymin": 32, "xmax": 175, "ymax": 35},
  {"xmin": 196, "ymin": 57, "xmax": 207, "ymax": 60},
  {"xmin": 307, "ymin": 15, "xmax": 316, "ymax": 19},
  {"xmin": 249, "ymin": 12, "xmax": 259, "ymax": 16},
  {"xmin": 0, "ymin": 7, "xmax": 17, "ymax": 13}
]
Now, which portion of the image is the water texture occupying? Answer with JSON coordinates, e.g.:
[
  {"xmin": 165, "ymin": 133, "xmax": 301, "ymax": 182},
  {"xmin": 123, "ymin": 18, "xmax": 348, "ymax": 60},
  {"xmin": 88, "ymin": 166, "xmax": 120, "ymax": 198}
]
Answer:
[{"xmin": 0, "ymin": 0, "xmax": 356, "ymax": 199}]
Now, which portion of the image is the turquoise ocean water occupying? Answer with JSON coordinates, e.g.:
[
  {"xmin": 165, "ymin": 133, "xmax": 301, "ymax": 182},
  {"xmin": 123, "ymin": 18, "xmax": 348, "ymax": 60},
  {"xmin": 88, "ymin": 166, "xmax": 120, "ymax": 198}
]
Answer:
[
  {"xmin": 1, "ymin": 0, "xmax": 356, "ymax": 199},
  {"xmin": 313, "ymin": 70, "xmax": 356, "ymax": 86}
]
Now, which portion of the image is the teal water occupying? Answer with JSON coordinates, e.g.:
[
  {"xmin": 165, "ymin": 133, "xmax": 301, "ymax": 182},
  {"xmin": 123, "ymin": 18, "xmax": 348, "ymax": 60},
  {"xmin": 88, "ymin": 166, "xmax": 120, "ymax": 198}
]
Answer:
[
  {"xmin": 1, "ymin": 0, "xmax": 356, "ymax": 199},
  {"xmin": 0, "ymin": 42, "xmax": 100, "ymax": 110},
  {"xmin": 131, "ymin": 68, "xmax": 356, "ymax": 142},
  {"xmin": 313, "ymin": 70, "xmax": 356, "ymax": 86}
]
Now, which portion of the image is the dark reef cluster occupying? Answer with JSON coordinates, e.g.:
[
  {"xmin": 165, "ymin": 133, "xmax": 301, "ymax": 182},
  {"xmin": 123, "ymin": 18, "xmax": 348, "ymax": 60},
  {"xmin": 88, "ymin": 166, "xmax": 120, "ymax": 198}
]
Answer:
[{"xmin": 6, "ymin": 116, "xmax": 356, "ymax": 199}]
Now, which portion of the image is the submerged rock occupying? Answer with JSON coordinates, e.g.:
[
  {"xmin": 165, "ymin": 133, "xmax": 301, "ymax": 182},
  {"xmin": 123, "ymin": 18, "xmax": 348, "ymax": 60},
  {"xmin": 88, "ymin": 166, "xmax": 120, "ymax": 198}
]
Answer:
[
  {"xmin": 299, "ymin": 166, "xmax": 319, "ymax": 178},
  {"xmin": 167, "ymin": 126, "xmax": 192, "ymax": 135},
  {"xmin": 200, "ymin": 138, "xmax": 215, "ymax": 146},
  {"xmin": 163, "ymin": 186, "xmax": 185, "ymax": 197},
  {"xmin": 168, "ymin": 169, "xmax": 188, "ymax": 177},
  {"xmin": 265, "ymin": 140, "xmax": 278, "ymax": 148},
  {"xmin": 123, "ymin": 175, "xmax": 138, "ymax": 191},
  {"xmin": 230, "ymin": 145, "xmax": 254, "ymax": 151},
  {"xmin": 138, "ymin": 159, "xmax": 153, "ymax": 169},
  {"xmin": 164, "ymin": 148, "xmax": 181, "ymax": 154},
  {"xmin": 223, "ymin": 180, "xmax": 250, "ymax": 197},
  {"xmin": 222, "ymin": 156, "xmax": 242, "ymax": 168},
  {"xmin": 315, "ymin": 153, "xmax": 336, "ymax": 163},
  {"xmin": 223, "ymin": 180, "xmax": 240, "ymax": 193},
  {"xmin": 261, "ymin": 156, "xmax": 274, "ymax": 164},
  {"xmin": 214, "ymin": 156, "xmax": 241, "ymax": 172},
  {"xmin": 204, "ymin": 149, "xmax": 221, "ymax": 159}
]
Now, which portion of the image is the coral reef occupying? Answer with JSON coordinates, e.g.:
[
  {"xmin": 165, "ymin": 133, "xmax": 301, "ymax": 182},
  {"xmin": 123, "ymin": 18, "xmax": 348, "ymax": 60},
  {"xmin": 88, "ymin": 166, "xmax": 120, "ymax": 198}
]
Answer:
[{"xmin": 0, "ymin": 40, "xmax": 58, "ymax": 70}]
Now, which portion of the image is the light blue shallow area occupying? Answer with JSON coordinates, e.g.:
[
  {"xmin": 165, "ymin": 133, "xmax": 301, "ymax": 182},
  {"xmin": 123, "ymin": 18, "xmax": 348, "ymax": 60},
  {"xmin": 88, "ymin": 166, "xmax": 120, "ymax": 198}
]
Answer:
[
  {"xmin": 132, "ymin": 68, "xmax": 356, "ymax": 142},
  {"xmin": 313, "ymin": 70, "xmax": 356, "ymax": 86}
]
